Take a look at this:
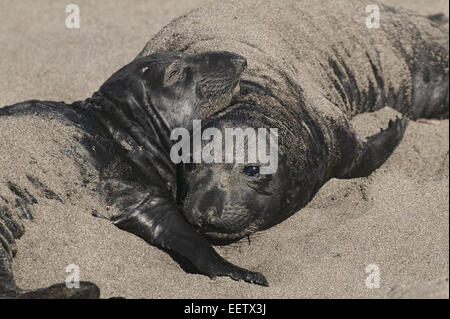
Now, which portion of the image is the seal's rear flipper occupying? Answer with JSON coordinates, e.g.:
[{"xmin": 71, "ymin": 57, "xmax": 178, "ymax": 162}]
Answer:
[
  {"xmin": 18, "ymin": 282, "xmax": 100, "ymax": 299},
  {"xmin": 337, "ymin": 117, "xmax": 408, "ymax": 179}
]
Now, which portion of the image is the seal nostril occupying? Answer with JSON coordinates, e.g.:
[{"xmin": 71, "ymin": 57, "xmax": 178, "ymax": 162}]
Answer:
[
  {"xmin": 231, "ymin": 57, "xmax": 247, "ymax": 73},
  {"xmin": 206, "ymin": 207, "xmax": 220, "ymax": 221},
  {"xmin": 189, "ymin": 207, "xmax": 204, "ymax": 228}
]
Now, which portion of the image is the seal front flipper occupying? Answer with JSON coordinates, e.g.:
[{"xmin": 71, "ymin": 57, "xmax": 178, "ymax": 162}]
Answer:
[
  {"xmin": 111, "ymin": 192, "xmax": 268, "ymax": 286},
  {"xmin": 337, "ymin": 117, "xmax": 408, "ymax": 179}
]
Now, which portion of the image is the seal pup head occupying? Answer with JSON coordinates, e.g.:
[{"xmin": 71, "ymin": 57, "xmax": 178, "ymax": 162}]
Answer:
[
  {"xmin": 181, "ymin": 103, "xmax": 320, "ymax": 245},
  {"xmin": 98, "ymin": 51, "xmax": 247, "ymax": 130}
]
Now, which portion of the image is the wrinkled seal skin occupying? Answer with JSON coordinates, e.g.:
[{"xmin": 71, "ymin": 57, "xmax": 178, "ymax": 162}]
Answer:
[
  {"xmin": 0, "ymin": 51, "xmax": 252, "ymax": 298},
  {"xmin": 139, "ymin": 0, "xmax": 449, "ymax": 279}
]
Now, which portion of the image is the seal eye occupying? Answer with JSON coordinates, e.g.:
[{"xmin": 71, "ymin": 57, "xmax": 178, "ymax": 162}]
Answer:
[{"xmin": 243, "ymin": 165, "xmax": 260, "ymax": 178}]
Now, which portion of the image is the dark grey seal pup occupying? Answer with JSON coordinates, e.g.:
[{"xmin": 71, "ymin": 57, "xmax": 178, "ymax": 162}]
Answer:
[
  {"xmin": 0, "ymin": 51, "xmax": 248, "ymax": 298},
  {"xmin": 139, "ymin": 0, "xmax": 449, "ymax": 281}
]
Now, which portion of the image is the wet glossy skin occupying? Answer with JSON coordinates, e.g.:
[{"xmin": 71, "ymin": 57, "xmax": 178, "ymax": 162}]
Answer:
[{"xmin": 0, "ymin": 51, "xmax": 270, "ymax": 299}]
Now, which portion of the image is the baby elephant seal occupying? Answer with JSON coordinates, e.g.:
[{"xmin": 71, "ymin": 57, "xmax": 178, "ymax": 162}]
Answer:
[
  {"xmin": 139, "ymin": 0, "xmax": 449, "ymax": 282},
  {"xmin": 0, "ymin": 50, "xmax": 256, "ymax": 299}
]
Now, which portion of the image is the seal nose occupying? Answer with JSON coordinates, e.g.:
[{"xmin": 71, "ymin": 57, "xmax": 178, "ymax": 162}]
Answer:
[
  {"xmin": 189, "ymin": 206, "xmax": 220, "ymax": 228},
  {"xmin": 188, "ymin": 207, "xmax": 204, "ymax": 229},
  {"xmin": 231, "ymin": 56, "xmax": 247, "ymax": 74},
  {"xmin": 206, "ymin": 207, "xmax": 221, "ymax": 222}
]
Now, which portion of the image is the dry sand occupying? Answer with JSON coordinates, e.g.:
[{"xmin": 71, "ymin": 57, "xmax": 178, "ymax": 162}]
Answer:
[{"xmin": 0, "ymin": 0, "xmax": 448, "ymax": 298}]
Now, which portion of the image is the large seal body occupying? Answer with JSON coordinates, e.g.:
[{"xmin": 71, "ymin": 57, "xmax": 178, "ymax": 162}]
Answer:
[
  {"xmin": 0, "ymin": 51, "xmax": 251, "ymax": 297},
  {"xmin": 139, "ymin": 0, "xmax": 448, "ymax": 243}
]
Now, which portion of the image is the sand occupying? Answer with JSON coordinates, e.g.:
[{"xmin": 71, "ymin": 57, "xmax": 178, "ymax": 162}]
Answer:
[{"xmin": 0, "ymin": 0, "xmax": 448, "ymax": 298}]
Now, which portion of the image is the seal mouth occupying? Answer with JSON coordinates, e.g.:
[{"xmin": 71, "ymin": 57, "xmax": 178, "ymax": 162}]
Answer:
[
  {"xmin": 199, "ymin": 76, "xmax": 242, "ymax": 103},
  {"xmin": 185, "ymin": 202, "xmax": 257, "ymax": 244},
  {"xmin": 202, "ymin": 230, "xmax": 252, "ymax": 245},
  {"xmin": 187, "ymin": 212, "xmax": 253, "ymax": 244},
  {"xmin": 231, "ymin": 80, "xmax": 241, "ymax": 98},
  {"xmin": 227, "ymin": 79, "xmax": 244, "ymax": 107},
  {"xmin": 228, "ymin": 57, "xmax": 246, "ymax": 101},
  {"xmin": 200, "ymin": 222, "xmax": 258, "ymax": 245}
]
